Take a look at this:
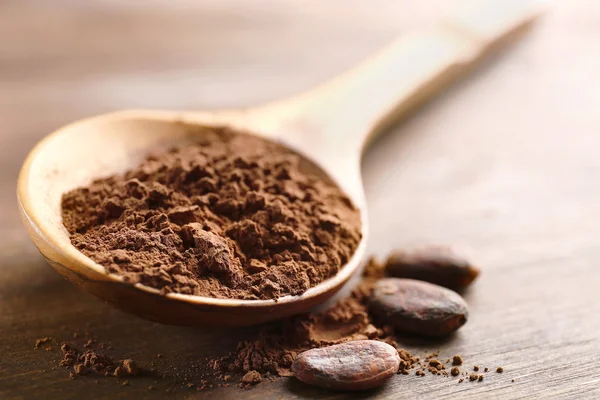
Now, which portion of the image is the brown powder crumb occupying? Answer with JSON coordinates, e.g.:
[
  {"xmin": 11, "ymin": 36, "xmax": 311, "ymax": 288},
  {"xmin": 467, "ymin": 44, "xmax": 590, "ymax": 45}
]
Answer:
[
  {"xmin": 429, "ymin": 359, "xmax": 444, "ymax": 370},
  {"xmin": 34, "ymin": 337, "xmax": 51, "ymax": 349},
  {"xmin": 416, "ymin": 370, "xmax": 426, "ymax": 377},
  {"xmin": 74, "ymin": 364, "xmax": 89, "ymax": 375},
  {"xmin": 497, "ymin": 367, "xmax": 504, "ymax": 373},
  {"xmin": 122, "ymin": 359, "xmax": 140, "ymax": 376},
  {"xmin": 113, "ymin": 367, "xmax": 127, "ymax": 378},
  {"xmin": 239, "ymin": 371, "xmax": 262, "ymax": 390},
  {"xmin": 459, "ymin": 378, "xmax": 464, "ymax": 383},
  {"xmin": 512, "ymin": 379, "xmax": 515, "ymax": 382},
  {"xmin": 397, "ymin": 349, "xmax": 418, "ymax": 368},
  {"xmin": 56, "ymin": 340, "xmax": 145, "ymax": 382},
  {"xmin": 84, "ymin": 339, "xmax": 96, "ymax": 348},
  {"xmin": 69, "ymin": 371, "xmax": 75, "ymax": 379},
  {"xmin": 148, "ymin": 386, "xmax": 155, "ymax": 390},
  {"xmin": 157, "ymin": 354, "xmax": 163, "ymax": 358},
  {"xmin": 61, "ymin": 128, "xmax": 361, "ymax": 300},
  {"xmin": 428, "ymin": 366, "xmax": 439, "ymax": 375},
  {"xmin": 59, "ymin": 344, "xmax": 78, "ymax": 367},
  {"xmin": 80, "ymin": 350, "xmax": 116, "ymax": 373},
  {"xmin": 473, "ymin": 365, "xmax": 479, "ymax": 371},
  {"xmin": 484, "ymin": 367, "xmax": 489, "ymax": 372},
  {"xmin": 198, "ymin": 380, "xmax": 212, "ymax": 390},
  {"xmin": 478, "ymin": 375, "xmax": 484, "ymax": 382},
  {"xmin": 451, "ymin": 367, "xmax": 460, "ymax": 376},
  {"xmin": 469, "ymin": 373, "xmax": 479, "ymax": 381},
  {"xmin": 121, "ymin": 380, "xmax": 129, "ymax": 386},
  {"xmin": 452, "ymin": 355, "xmax": 463, "ymax": 366},
  {"xmin": 397, "ymin": 348, "xmax": 418, "ymax": 375},
  {"xmin": 363, "ymin": 324, "xmax": 379, "ymax": 339},
  {"xmin": 242, "ymin": 371, "xmax": 261, "ymax": 384}
]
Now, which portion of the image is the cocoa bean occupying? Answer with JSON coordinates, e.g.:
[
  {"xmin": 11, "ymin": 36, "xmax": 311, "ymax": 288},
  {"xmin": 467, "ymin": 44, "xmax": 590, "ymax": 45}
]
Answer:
[
  {"xmin": 291, "ymin": 340, "xmax": 399, "ymax": 391},
  {"xmin": 369, "ymin": 278, "xmax": 468, "ymax": 337},
  {"xmin": 385, "ymin": 246, "xmax": 479, "ymax": 290}
]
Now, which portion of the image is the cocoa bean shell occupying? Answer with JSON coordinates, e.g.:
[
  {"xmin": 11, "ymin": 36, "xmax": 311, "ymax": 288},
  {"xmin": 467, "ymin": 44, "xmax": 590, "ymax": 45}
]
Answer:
[
  {"xmin": 385, "ymin": 246, "xmax": 479, "ymax": 290},
  {"xmin": 291, "ymin": 340, "xmax": 400, "ymax": 391},
  {"xmin": 369, "ymin": 278, "xmax": 468, "ymax": 337}
]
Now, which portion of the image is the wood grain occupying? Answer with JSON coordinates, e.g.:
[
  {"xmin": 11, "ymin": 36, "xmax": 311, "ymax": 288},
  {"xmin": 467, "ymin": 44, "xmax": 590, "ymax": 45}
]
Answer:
[{"xmin": 1, "ymin": 0, "xmax": 599, "ymax": 399}]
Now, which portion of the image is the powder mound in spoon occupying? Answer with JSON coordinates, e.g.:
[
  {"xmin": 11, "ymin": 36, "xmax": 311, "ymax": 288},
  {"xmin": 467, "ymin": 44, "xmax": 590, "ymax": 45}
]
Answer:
[{"xmin": 61, "ymin": 127, "xmax": 362, "ymax": 300}]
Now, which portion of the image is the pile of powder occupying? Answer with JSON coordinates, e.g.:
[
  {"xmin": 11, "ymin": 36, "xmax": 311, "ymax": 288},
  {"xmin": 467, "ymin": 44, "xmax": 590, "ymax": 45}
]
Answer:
[
  {"xmin": 35, "ymin": 259, "xmax": 501, "ymax": 392},
  {"xmin": 59, "ymin": 342, "xmax": 140, "ymax": 379},
  {"xmin": 206, "ymin": 258, "xmax": 501, "ymax": 389},
  {"xmin": 209, "ymin": 259, "xmax": 419, "ymax": 382},
  {"xmin": 61, "ymin": 127, "xmax": 362, "ymax": 300}
]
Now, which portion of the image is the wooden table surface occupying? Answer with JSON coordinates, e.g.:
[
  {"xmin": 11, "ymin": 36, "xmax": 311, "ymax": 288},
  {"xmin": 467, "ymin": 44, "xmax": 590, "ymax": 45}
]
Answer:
[{"xmin": 2, "ymin": 1, "xmax": 599, "ymax": 398}]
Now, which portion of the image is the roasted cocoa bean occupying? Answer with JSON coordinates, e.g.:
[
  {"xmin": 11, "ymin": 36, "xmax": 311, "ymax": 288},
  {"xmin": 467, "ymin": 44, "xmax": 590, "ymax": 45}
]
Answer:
[
  {"xmin": 291, "ymin": 340, "xmax": 400, "ymax": 391},
  {"xmin": 369, "ymin": 278, "xmax": 468, "ymax": 337},
  {"xmin": 385, "ymin": 246, "xmax": 480, "ymax": 290}
]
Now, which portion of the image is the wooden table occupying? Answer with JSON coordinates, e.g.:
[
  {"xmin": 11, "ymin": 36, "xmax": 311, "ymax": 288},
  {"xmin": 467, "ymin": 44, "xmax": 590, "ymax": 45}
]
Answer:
[{"xmin": 1, "ymin": 1, "xmax": 599, "ymax": 398}]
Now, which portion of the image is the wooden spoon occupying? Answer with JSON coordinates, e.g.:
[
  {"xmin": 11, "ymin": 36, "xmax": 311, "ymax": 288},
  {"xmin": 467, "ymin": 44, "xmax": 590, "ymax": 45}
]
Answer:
[{"xmin": 17, "ymin": 2, "xmax": 540, "ymax": 326}]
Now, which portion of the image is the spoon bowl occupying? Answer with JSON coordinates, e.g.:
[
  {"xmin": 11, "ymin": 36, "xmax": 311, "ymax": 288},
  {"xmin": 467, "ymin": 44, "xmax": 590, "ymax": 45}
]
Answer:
[
  {"xmin": 18, "ymin": 109, "xmax": 368, "ymax": 326},
  {"xmin": 17, "ymin": 5, "xmax": 537, "ymax": 326}
]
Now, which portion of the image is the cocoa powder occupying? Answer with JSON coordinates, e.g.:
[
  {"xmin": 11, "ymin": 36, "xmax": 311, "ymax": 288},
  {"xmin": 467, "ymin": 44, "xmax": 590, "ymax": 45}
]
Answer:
[
  {"xmin": 60, "ymin": 343, "xmax": 119, "ymax": 375},
  {"xmin": 61, "ymin": 127, "xmax": 361, "ymax": 300},
  {"xmin": 203, "ymin": 259, "xmax": 484, "ymax": 388},
  {"xmin": 35, "ymin": 258, "xmax": 498, "ymax": 392},
  {"xmin": 209, "ymin": 261, "xmax": 419, "ymax": 382},
  {"xmin": 34, "ymin": 337, "xmax": 52, "ymax": 351}
]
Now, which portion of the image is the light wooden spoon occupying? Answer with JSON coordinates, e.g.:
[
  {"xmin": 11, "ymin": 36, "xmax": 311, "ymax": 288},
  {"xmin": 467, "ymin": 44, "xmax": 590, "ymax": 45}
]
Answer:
[{"xmin": 17, "ymin": 3, "xmax": 539, "ymax": 326}]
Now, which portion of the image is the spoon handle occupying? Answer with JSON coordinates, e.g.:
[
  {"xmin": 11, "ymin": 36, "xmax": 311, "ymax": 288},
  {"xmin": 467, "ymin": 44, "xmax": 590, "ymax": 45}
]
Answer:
[{"xmin": 272, "ymin": 0, "xmax": 542, "ymax": 172}]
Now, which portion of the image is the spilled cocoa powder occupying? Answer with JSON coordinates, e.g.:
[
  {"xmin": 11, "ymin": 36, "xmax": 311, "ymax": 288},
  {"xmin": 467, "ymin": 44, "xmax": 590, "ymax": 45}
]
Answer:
[
  {"xmin": 202, "ymin": 258, "xmax": 497, "ymax": 389},
  {"xmin": 34, "ymin": 337, "xmax": 52, "ymax": 351},
  {"xmin": 61, "ymin": 127, "xmax": 361, "ymax": 300},
  {"xmin": 59, "ymin": 342, "xmax": 140, "ymax": 379},
  {"xmin": 36, "ymin": 258, "xmax": 501, "ymax": 392},
  {"xmin": 208, "ymin": 259, "xmax": 421, "ymax": 384}
]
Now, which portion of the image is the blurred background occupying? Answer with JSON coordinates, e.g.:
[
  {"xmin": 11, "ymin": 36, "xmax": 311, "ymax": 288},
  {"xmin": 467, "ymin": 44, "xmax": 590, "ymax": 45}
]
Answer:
[
  {"xmin": 3, "ymin": 0, "xmax": 600, "ymax": 265},
  {"xmin": 2, "ymin": 1, "xmax": 600, "ymax": 399}
]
